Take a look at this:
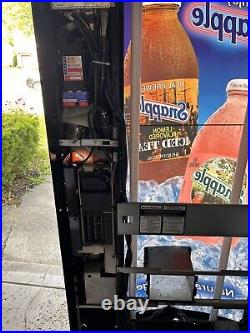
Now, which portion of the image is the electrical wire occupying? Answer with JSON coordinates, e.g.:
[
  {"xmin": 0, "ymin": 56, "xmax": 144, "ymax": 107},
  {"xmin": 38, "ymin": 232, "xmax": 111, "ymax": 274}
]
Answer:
[
  {"xmin": 72, "ymin": 17, "xmax": 95, "ymax": 60},
  {"xmin": 77, "ymin": 14, "xmax": 99, "ymax": 53},
  {"xmin": 76, "ymin": 148, "xmax": 94, "ymax": 165}
]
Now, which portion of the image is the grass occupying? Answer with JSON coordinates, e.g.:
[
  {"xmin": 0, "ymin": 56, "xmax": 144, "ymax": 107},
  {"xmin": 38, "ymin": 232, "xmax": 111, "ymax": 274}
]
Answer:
[{"xmin": 2, "ymin": 116, "xmax": 51, "ymax": 206}]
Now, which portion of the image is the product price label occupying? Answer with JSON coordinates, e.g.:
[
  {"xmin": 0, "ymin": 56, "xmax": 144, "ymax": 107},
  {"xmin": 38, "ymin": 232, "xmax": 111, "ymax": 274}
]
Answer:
[{"xmin": 63, "ymin": 56, "xmax": 83, "ymax": 81}]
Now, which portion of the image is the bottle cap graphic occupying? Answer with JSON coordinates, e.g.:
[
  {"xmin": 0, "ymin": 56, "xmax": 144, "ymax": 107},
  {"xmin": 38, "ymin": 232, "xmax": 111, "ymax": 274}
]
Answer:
[
  {"xmin": 226, "ymin": 79, "xmax": 248, "ymax": 92},
  {"xmin": 143, "ymin": 2, "xmax": 181, "ymax": 7}
]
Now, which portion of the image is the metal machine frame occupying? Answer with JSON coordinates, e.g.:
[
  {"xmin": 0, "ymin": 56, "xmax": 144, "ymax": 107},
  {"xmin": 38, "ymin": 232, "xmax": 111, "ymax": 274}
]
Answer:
[{"xmin": 32, "ymin": 3, "xmax": 126, "ymax": 329}]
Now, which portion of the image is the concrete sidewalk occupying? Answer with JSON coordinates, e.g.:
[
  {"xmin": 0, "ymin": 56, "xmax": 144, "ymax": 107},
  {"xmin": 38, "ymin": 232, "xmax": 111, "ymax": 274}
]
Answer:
[{"xmin": 2, "ymin": 176, "xmax": 70, "ymax": 331}]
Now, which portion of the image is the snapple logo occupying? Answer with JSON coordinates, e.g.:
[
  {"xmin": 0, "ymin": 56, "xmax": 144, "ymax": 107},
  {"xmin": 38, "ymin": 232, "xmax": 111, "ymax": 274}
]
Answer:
[
  {"xmin": 185, "ymin": 2, "xmax": 248, "ymax": 45},
  {"xmin": 193, "ymin": 168, "xmax": 245, "ymax": 204},
  {"xmin": 140, "ymin": 96, "xmax": 189, "ymax": 124}
]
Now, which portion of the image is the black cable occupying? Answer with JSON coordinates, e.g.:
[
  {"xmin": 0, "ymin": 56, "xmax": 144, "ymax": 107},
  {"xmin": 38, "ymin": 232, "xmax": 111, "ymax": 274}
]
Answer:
[
  {"xmin": 72, "ymin": 17, "xmax": 95, "ymax": 59},
  {"xmin": 87, "ymin": 106, "xmax": 96, "ymax": 138},
  {"xmin": 61, "ymin": 148, "xmax": 94, "ymax": 166},
  {"xmin": 71, "ymin": 11, "xmax": 113, "ymax": 123},
  {"xmin": 101, "ymin": 149, "xmax": 113, "ymax": 163},
  {"xmin": 105, "ymin": 70, "xmax": 115, "ymax": 110},
  {"xmin": 118, "ymin": 115, "xmax": 128, "ymax": 197},
  {"xmin": 100, "ymin": 37, "xmax": 106, "ymax": 95},
  {"xmin": 80, "ymin": 13, "xmax": 109, "ymax": 102},
  {"xmin": 77, "ymin": 14, "xmax": 99, "ymax": 53},
  {"xmin": 76, "ymin": 148, "xmax": 94, "ymax": 165}
]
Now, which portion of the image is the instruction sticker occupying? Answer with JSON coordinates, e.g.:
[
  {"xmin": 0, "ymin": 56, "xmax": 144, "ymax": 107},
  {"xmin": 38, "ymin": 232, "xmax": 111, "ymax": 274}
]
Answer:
[
  {"xmin": 140, "ymin": 216, "xmax": 162, "ymax": 234},
  {"xmin": 63, "ymin": 56, "xmax": 83, "ymax": 81},
  {"xmin": 162, "ymin": 216, "xmax": 185, "ymax": 234}
]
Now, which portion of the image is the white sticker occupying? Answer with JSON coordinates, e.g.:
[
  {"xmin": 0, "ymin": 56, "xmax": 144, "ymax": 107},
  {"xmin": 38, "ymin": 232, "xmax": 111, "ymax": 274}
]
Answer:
[
  {"xmin": 162, "ymin": 205, "xmax": 186, "ymax": 211},
  {"xmin": 141, "ymin": 205, "xmax": 161, "ymax": 210},
  {"xmin": 140, "ymin": 216, "xmax": 161, "ymax": 234},
  {"xmin": 162, "ymin": 216, "xmax": 185, "ymax": 234},
  {"xmin": 63, "ymin": 56, "xmax": 83, "ymax": 81},
  {"xmin": 52, "ymin": 2, "xmax": 112, "ymax": 9}
]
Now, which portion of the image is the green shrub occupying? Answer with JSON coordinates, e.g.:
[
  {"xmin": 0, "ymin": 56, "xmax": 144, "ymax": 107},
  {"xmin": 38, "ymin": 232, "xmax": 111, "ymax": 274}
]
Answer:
[
  {"xmin": 2, "ymin": 108, "xmax": 40, "ymax": 189},
  {"xmin": 12, "ymin": 53, "xmax": 18, "ymax": 68}
]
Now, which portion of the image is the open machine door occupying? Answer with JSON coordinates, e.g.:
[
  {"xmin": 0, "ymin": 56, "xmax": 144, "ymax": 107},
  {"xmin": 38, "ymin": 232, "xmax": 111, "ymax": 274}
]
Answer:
[{"xmin": 32, "ymin": 2, "xmax": 248, "ymax": 330}]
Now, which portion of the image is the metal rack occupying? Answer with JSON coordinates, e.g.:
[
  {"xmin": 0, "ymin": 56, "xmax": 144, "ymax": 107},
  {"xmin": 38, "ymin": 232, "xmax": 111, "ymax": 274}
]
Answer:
[{"xmin": 116, "ymin": 202, "xmax": 248, "ymax": 310}]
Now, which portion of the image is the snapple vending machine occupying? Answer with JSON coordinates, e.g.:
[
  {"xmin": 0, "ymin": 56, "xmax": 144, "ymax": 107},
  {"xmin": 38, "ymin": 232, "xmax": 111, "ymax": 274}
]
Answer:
[
  {"xmin": 32, "ymin": 1, "xmax": 247, "ymax": 329},
  {"xmin": 124, "ymin": 1, "xmax": 248, "ymax": 321}
]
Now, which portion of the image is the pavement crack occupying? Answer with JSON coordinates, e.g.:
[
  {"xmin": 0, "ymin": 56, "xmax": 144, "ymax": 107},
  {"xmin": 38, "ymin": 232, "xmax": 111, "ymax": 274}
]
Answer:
[
  {"xmin": 24, "ymin": 311, "xmax": 27, "ymax": 330},
  {"xmin": 23, "ymin": 264, "xmax": 51, "ymax": 329},
  {"xmin": 24, "ymin": 287, "xmax": 42, "ymax": 330},
  {"xmin": 42, "ymin": 264, "xmax": 51, "ymax": 281}
]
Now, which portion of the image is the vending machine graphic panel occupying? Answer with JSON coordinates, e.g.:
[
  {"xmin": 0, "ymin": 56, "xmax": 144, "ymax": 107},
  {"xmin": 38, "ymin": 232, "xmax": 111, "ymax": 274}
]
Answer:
[{"xmin": 124, "ymin": 2, "xmax": 248, "ymax": 320}]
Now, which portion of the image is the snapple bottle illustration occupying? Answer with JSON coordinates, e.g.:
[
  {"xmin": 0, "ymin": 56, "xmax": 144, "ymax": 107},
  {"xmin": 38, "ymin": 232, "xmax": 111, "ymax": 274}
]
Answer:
[
  {"xmin": 124, "ymin": 2, "xmax": 199, "ymax": 183},
  {"xmin": 179, "ymin": 79, "xmax": 248, "ymax": 246}
]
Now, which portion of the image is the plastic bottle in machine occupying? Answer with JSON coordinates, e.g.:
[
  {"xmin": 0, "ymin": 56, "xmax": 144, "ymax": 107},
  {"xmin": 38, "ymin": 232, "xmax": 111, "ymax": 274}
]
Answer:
[
  {"xmin": 178, "ymin": 79, "xmax": 248, "ymax": 246},
  {"xmin": 124, "ymin": 2, "xmax": 199, "ymax": 184}
]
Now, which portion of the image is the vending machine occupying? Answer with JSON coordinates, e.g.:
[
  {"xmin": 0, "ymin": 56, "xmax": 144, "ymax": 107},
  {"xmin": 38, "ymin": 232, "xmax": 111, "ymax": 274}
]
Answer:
[{"xmin": 32, "ymin": 2, "xmax": 248, "ymax": 330}]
